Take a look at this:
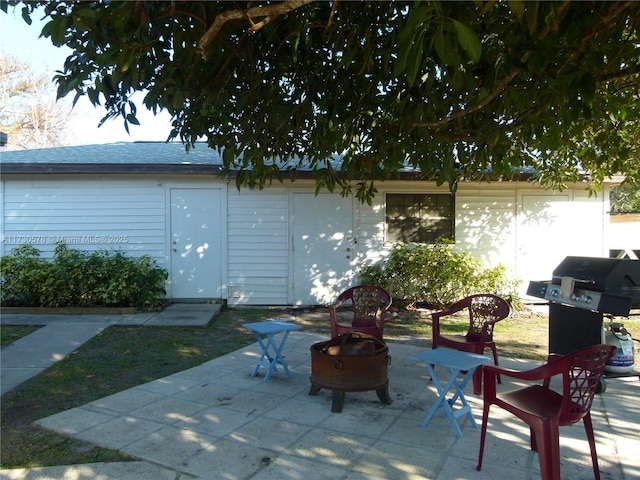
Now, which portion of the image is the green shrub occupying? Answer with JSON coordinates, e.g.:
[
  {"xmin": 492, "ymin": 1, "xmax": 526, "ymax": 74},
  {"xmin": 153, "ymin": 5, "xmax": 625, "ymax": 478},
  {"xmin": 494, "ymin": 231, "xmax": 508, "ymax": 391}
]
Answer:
[
  {"xmin": 0, "ymin": 245, "xmax": 51, "ymax": 306},
  {"xmin": 0, "ymin": 244, "xmax": 167, "ymax": 311},
  {"xmin": 359, "ymin": 240, "xmax": 521, "ymax": 310}
]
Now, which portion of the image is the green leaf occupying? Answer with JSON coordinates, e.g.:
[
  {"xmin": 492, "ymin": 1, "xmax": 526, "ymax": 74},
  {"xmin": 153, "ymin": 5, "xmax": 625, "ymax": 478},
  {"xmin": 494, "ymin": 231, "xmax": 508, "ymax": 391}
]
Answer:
[
  {"xmin": 126, "ymin": 113, "xmax": 140, "ymax": 125},
  {"xmin": 451, "ymin": 19, "xmax": 482, "ymax": 62},
  {"xmin": 50, "ymin": 18, "xmax": 67, "ymax": 46},
  {"xmin": 21, "ymin": 5, "xmax": 32, "ymax": 25},
  {"xmin": 406, "ymin": 32, "xmax": 425, "ymax": 86},
  {"xmin": 222, "ymin": 148, "xmax": 235, "ymax": 165},
  {"xmin": 507, "ymin": 1, "xmax": 525, "ymax": 21},
  {"xmin": 398, "ymin": 6, "xmax": 432, "ymax": 45},
  {"xmin": 433, "ymin": 25, "xmax": 460, "ymax": 67},
  {"xmin": 87, "ymin": 87, "xmax": 99, "ymax": 105},
  {"xmin": 394, "ymin": 6, "xmax": 432, "ymax": 78},
  {"xmin": 579, "ymin": 73, "xmax": 596, "ymax": 103},
  {"xmin": 525, "ymin": 1, "xmax": 540, "ymax": 34},
  {"xmin": 433, "ymin": 26, "xmax": 449, "ymax": 65},
  {"xmin": 72, "ymin": 13, "xmax": 91, "ymax": 31}
]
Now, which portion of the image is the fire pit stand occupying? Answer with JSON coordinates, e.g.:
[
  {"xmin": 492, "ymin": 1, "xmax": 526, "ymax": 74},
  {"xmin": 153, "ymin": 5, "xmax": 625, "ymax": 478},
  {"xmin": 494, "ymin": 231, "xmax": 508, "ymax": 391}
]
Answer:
[{"xmin": 309, "ymin": 333, "xmax": 393, "ymax": 413}]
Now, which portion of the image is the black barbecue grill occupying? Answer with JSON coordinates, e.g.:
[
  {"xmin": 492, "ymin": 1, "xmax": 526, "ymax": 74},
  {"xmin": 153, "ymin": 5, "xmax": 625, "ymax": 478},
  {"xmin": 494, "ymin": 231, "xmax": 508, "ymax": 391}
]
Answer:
[{"xmin": 527, "ymin": 256, "xmax": 640, "ymax": 356}]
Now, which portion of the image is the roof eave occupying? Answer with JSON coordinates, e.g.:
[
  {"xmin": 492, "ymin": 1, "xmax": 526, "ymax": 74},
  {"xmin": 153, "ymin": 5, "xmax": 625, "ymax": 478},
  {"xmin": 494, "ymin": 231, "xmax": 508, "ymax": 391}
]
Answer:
[
  {"xmin": 0, "ymin": 163, "xmax": 225, "ymax": 175},
  {"xmin": 1, "ymin": 163, "xmax": 602, "ymax": 185}
]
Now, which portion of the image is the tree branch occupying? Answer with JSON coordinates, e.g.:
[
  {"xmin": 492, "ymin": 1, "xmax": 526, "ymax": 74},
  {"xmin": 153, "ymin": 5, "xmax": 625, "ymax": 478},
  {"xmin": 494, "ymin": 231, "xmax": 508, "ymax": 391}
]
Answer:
[
  {"xmin": 326, "ymin": 0, "xmax": 339, "ymax": 30},
  {"xmin": 411, "ymin": 2, "xmax": 636, "ymax": 131},
  {"xmin": 600, "ymin": 68, "xmax": 640, "ymax": 86},
  {"xmin": 411, "ymin": 68, "xmax": 521, "ymax": 129},
  {"xmin": 557, "ymin": 1, "xmax": 635, "ymax": 76},
  {"xmin": 198, "ymin": 0, "xmax": 315, "ymax": 61}
]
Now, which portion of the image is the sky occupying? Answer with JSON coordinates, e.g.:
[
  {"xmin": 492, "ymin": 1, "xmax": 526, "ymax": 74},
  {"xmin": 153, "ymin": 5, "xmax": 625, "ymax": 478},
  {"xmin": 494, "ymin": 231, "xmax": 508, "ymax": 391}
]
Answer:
[{"xmin": 0, "ymin": 6, "xmax": 173, "ymax": 147}]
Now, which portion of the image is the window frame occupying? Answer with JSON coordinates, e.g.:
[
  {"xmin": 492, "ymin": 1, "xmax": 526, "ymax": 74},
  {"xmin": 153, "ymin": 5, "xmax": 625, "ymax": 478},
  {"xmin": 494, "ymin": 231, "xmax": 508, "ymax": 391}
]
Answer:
[{"xmin": 384, "ymin": 192, "xmax": 455, "ymax": 244}]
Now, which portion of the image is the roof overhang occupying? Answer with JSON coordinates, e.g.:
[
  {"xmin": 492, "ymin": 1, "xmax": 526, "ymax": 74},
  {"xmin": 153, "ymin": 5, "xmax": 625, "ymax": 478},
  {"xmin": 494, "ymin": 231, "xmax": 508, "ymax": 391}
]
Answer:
[{"xmin": 0, "ymin": 163, "xmax": 225, "ymax": 175}]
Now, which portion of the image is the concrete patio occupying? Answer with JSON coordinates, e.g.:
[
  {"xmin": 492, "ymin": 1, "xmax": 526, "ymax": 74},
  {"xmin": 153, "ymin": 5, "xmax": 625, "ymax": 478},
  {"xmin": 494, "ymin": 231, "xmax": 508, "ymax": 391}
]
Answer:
[{"xmin": 2, "ymin": 326, "xmax": 638, "ymax": 480}]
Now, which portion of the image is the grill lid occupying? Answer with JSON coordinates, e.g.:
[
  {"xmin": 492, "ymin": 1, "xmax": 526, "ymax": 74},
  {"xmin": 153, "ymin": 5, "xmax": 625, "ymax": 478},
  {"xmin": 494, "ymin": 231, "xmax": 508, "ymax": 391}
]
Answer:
[{"xmin": 552, "ymin": 256, "xmax": 640, "ymax": 292}]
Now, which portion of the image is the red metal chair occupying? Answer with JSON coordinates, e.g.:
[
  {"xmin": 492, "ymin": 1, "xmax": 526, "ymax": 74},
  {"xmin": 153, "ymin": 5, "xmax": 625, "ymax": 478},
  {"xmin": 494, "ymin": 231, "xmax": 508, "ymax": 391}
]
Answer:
[
  {"xmin": 431, "ymin": 293, "xmax": 510, "ymax": 394},
  {"xmin": 476, "ymin": 344, "xmax": 617, "ymax": 480},
  {"xmin": 329, "ymin": 285, "xmax": 392, "ymax": 340}
]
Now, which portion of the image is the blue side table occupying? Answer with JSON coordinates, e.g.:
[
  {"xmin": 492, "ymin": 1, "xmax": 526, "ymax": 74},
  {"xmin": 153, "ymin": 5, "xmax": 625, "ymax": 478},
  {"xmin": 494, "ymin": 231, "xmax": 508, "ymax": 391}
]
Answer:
[
  {"xmin": 243, "ymin": 321, "xmax": 302, "ymax": 382},
  {"xmin": 411, "ymin": 348, "xmax": 490, "ymax": 437}
]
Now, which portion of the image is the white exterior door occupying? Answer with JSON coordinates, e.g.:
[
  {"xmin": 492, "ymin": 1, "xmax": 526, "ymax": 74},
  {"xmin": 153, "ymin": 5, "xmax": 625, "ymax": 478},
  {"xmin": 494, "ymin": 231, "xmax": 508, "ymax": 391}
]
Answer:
[
  {"xmin": 291, "ymin": 193, "xmax": 356, "ymax": 305},
  {"xmin": 517, "ymin": 192, "xmax": 606, "ymax": 298},
  {"xmin": 517, "ymin": 193, "xmax": 572, "ymax": 284},
  {"xmin": 516, "ymin": 193, "xmax": 577, "ymax": 299},
  {"xmin": 170, "ymin": 188, "xmax": 223, "ymax": 299}
]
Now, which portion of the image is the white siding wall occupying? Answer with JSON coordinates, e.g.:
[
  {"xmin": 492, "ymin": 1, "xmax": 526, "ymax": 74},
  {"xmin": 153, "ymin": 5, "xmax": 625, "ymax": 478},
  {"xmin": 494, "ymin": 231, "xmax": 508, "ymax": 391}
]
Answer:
[
  {"xmin": 1, "ymin": 173, "xmax": 613, "ymax": 305},
  {"xmin": 356, "ymin": 193, "xmax": 389, "ymax": 269},
  {"xmin": 355, "ymin": 183, "xmax": 519, "ymax": 276},
  {"xmin": 1, "ymin": 176, "xmax": 166, "ymax": 266},
  {"xmin": 455, "ymin": 185, "xmax": 517, "ymax": 273},
  {"xmin": 353, "ymin": 181, "xmax": 608, "ymax": 298},
  {"xmin": 226, "ymin": 187, "xmax": 289, "ymax": 305},
  {"xmin": 609, "ymin": 216, "xmax": 640, "ymax": 259},
  {"xmin": 566, "ymin": 189, "xmax": 607, "ymax": 257}
]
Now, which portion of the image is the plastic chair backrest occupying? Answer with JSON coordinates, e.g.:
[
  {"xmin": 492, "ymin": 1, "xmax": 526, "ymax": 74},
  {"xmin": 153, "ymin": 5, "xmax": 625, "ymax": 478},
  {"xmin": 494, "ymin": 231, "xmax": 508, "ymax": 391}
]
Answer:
[
  {"xmin": 477, "ymin": 344, "xmax": 616, "ymax": 479},
  {"xmin": 465, "ymin": 294, "xmax": 510, "ymax": 341},
  {"xmin": 348, "ymin": 286, "xmax": 391, "ymax": 327},
  {"xmin": 330, "ymin": 285, "xmax": 391, "ymax": 339},
  {"xmin": 559, "ymin": 346, "xmax": 616, "ymax": 426}
]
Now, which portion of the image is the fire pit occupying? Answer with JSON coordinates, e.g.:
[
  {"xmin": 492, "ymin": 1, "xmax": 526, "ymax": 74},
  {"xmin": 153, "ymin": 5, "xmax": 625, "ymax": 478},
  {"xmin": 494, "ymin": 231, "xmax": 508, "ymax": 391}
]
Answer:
[{"xmin": 308, "ymin": 333, "xmax": 392, "ymax": 412}]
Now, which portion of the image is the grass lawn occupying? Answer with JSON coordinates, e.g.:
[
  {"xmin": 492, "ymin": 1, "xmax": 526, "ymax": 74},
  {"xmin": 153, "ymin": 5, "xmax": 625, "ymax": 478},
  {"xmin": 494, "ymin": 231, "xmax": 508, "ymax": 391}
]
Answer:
[
  {"xmin": 0, "ymin": 325, "xmax": 40, "ymax": 346},
  {"xmin": 0, "ymin": 309, "xmax": 272, "ymax": 469},
  {"xmin": 1, "ymin": 306, "xmax": 638, "ymax": 469}
]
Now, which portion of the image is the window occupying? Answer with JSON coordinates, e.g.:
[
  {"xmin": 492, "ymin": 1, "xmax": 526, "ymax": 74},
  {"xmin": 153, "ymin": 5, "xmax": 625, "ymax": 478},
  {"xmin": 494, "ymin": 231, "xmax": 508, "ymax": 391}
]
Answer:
[{"xmin": 386, "ymin": 193, "xmax": 454, "ymax": 243}]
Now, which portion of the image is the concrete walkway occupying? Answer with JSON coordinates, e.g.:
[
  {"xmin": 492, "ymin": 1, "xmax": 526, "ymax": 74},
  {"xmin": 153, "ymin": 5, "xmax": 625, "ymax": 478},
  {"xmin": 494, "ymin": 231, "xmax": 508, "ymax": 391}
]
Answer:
[
  {"xmin": 1, "ymin": 303, "xmax": 222, "ymax": 396},
  {"xmin": 1, "ymin": 307, "xmax": 639, "ymax": 480}
]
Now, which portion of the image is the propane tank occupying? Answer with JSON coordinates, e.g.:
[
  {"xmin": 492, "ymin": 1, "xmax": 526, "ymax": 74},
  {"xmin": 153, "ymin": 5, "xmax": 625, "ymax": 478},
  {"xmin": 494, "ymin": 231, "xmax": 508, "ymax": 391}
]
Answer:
[{"xmin": 603, "ymin": 321, "xmax": 635, "ymax": 374}]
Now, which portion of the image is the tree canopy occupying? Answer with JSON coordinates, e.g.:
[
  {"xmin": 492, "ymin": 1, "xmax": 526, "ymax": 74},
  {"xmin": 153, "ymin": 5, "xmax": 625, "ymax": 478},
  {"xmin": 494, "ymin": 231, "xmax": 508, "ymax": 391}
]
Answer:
[{"xmin": 5, "ymin": 0, "xmax": 640, "ymax": 202}]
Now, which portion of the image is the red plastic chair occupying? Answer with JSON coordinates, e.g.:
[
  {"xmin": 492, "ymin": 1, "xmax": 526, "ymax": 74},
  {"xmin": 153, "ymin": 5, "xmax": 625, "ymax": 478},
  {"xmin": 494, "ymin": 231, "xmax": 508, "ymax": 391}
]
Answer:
[
  {"xmin": 476, "ymin": 344, "xmax": 617, "ymax": 480},
  {"xmin": 329, "ymin": 285, "xmax": 392, "ymax": 340},
  {"xmin": 431, "ymin": 293, "xmax": 510, "ymax": 394}
]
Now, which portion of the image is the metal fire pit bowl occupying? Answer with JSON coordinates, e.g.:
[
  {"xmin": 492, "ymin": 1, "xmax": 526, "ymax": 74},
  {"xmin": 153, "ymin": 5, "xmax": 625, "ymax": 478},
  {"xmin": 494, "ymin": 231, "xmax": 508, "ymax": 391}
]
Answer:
[{"xmin": 309, "ymin": 333, "xmax": 393, "ymax": 412}]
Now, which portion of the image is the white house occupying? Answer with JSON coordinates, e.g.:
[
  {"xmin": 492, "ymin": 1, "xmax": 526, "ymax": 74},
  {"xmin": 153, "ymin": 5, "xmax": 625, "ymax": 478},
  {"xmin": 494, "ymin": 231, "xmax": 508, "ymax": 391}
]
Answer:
[{"xmin": 0, "ymin": 142, "xmax": 627, "ymax": 305}]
